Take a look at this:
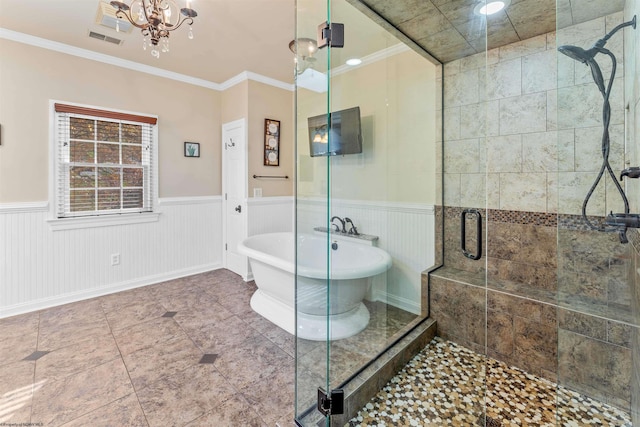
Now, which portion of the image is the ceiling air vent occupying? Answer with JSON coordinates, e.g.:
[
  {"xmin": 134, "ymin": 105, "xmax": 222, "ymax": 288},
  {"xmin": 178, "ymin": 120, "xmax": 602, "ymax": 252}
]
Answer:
[
  {"xmin": 95, "ymin": 1, "xmax": 134, "ymax": 33},
  {"xmin": 89, "ymin": 31, "xmax": 123, "ymax": 45}
]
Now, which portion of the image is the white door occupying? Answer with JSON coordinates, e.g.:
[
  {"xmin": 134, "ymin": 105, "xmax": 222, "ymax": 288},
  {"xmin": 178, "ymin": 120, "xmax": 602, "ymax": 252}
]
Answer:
[{"xmin": 222, "ymin": 119, "xmax": 248, "ymax": 279}]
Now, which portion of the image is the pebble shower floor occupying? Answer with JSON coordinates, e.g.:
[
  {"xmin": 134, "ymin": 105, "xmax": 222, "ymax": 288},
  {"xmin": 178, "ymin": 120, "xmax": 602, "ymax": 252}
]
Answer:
[{"xmin": 348, "ymin": 337, "xmax": 632, "ymax": 426}]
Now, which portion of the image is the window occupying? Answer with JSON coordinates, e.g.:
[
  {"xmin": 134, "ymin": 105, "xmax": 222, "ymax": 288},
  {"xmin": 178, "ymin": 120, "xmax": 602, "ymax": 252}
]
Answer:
[{"xmin": 54, "ymin": 103, "xmax": 157, "ymax": 218}]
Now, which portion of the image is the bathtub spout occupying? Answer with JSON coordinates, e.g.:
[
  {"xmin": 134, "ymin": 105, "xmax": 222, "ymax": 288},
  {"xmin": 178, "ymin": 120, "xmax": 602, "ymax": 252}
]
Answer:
[
  {"xmin": 344, "ymin": 217, "xmax": 359, "ymax": 235},
  {"xmin": 331, "ymin": 216, "xmax": 346, "ymax": 233}
]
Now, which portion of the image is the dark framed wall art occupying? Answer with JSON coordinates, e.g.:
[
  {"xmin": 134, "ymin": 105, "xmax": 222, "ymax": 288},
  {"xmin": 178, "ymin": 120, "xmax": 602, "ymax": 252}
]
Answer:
[
  {"xmin": 264, "ymin": 119, "xmax": 280, "ymax": 166},
  {"xmin": 184, "ymin": 142, "xmax": 200, "ymax": 157}
]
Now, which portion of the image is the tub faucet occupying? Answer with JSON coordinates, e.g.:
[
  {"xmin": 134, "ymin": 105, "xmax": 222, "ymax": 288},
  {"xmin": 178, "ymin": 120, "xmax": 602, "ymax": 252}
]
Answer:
[
  {"xmin": 331, "ymin": 216, "xmax": 346, "ymax": 233},
  {"xmin": 344, "ymin": 217, "xmax": 359, "ymax": 235}
]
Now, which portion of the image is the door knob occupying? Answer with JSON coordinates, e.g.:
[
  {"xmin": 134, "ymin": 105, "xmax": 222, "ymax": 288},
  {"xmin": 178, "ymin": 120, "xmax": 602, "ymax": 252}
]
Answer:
[{"xmin": 235, "ymin": 205, "xmax": 242, "ymax": 213}]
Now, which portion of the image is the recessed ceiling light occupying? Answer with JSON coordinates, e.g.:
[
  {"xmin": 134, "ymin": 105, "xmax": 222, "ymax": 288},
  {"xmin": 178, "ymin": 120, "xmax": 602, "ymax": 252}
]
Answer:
[
  {"xmin": 346, "ymin": 58, "xmax": 362, "ymax": 66},
  {"xmin": 474, "ymin": 0, "xmax": 511, "ymax": 16}
]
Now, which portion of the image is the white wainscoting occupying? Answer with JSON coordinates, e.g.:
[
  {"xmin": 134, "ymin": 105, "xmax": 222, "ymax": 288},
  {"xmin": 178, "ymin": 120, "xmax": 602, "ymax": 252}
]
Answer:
[
  {"xmin": 297, "ymin": 197, "xmax": 435, "ymax": 315},
  {"xmin": 0, "ymin": 196, "xmax": 222, "ymax": 318},
  {"xmin": 243, "ymin": 196, "xmax": 294, "ymax": 281},
  {"xmin": 247, "ymin": 196, "xmax": 294, "ymax": 236}
]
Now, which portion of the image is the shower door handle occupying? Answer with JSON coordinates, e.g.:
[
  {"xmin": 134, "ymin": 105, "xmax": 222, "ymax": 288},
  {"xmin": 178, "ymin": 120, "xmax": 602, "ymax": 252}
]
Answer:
[{"xmin": 461, "ymin": 209, "xmax": 482, "ymax": 260}]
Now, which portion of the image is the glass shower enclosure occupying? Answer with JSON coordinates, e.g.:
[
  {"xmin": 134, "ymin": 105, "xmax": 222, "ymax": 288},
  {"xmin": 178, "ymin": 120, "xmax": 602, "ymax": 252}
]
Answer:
[
  {"xmin": 293, "ymin": 0, "xmax": 440, "ymax": 424},
  {"xmin": 295, "ymin": 0, "xmax": 640, "ymax": 425}
]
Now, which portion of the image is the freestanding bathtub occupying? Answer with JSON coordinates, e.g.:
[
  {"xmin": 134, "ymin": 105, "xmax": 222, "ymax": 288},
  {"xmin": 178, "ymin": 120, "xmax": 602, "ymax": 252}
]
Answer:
[{"xmin": 238, "ymin": 232, "xmax": 392, "ymax": 341}]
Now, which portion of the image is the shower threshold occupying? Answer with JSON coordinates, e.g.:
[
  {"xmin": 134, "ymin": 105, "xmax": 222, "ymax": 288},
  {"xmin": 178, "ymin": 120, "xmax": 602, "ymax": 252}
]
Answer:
[{"xmin": 348, "ymin": 337, "xmax": 632, "ymax": 426}]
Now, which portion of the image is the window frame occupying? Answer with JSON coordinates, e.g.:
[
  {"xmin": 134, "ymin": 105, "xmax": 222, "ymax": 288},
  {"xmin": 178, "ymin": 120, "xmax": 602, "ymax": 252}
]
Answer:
[{"xmin": 48, "ymin": 100, "xmax": 160, "ymax": 230}]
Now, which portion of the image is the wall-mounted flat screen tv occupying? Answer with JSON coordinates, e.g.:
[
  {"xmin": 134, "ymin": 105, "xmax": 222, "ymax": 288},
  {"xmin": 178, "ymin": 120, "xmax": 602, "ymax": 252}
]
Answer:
[{"xmin": 308, "ymin": 106, "xmax": 363, "ymax": 157}]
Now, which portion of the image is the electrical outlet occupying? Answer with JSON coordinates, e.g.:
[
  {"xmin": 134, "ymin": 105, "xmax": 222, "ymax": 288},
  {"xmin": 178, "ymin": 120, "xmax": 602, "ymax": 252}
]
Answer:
[
  {"xmin": 254, "ymin": 188, "xmax": 262, "ymax": 197},
  {"xmin": 111, "ymin": 253, "xmax": 120, "ymax": 266}
]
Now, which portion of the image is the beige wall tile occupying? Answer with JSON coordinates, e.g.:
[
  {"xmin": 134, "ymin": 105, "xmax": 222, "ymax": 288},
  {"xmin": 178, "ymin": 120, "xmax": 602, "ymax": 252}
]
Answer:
[
  {"xmin": 499, "ymin": 34, "xmax": 547, "ymax": 62},
  {"xmin": 444, "ymin": 68, "xmax": 480, "ymax": 107},
  {"xmin": 488, "ymin": 135, "xmax": 523, "ymax": 173},
  {"xmin": 444, "ymin": 139, "xmax": 482, "ymax": 173},
  {"xmin": 522, "ymin": 49, "xmax": 557, "ymax": 94},
  {"xmin": 460, "ymin": 173, "xmax": 486, "ymax": 208},
  {"xmin": 499, "ymin": 172, "xmax": 548, "ymax": 211},
  {"xmin": 499, "ymin": 92, "xmax": 548, "ymax": 135},
  {"xmin": 522, "ymin": 131, "xmax": 558, "ymax": 172},
  {"xmin": 575, "ymin": 124, "xmax": 625, "ymax": 172},
  {"xmin": 487, "ymin": 58, "xmax": 522, "ymax": 100},
  {"xmin": 555, "ymin": 171, "xmax": 606, "ymax": 215}
]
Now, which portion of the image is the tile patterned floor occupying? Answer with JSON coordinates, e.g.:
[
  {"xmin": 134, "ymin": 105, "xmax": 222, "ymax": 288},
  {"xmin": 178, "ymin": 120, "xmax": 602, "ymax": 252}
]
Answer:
[
  {"xmin": 0, "ymin": 269, "xmax": 417, "ymax": 427},
  {"xmin": 348, "ymin": 337, "xmax": 633, "ymax": 427}
]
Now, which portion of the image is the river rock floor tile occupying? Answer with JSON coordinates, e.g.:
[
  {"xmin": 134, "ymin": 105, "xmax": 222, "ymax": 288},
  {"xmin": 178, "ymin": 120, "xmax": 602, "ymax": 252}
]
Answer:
[{"xmin": 348, "ymin": 337, "xmax": 632, "ymax": 427}]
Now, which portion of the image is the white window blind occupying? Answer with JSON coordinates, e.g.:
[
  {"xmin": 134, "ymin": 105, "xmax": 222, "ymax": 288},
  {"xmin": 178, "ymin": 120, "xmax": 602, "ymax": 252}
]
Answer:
[{"xmin": 54, "ymin": 103, "xmax": 157, "ymax": 218}]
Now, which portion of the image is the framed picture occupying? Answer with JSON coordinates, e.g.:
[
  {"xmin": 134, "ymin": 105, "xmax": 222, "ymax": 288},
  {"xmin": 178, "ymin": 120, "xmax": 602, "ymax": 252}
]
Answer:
[
  {"xmin": 184, "ymin": 142, "xmax": 200, "ymax": 158},
  {"xmin": 264, "ymin": 119, "xmax": 280, "ymax": 166}
]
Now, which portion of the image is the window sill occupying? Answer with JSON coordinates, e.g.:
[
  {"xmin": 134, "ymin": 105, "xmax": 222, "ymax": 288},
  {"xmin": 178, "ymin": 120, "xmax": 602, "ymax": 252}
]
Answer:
[{"xmin": 47, "ymin": 212, "xmax": 160, "ymax": 231}]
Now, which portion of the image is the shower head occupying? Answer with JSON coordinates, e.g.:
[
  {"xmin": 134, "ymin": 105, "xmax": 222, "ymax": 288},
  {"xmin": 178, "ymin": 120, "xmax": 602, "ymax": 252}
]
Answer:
[
  {"xmin": 557, "ymin": 45, "xmax": 596, "ymax": 64},
  {"xmin": 557, "ymin": 15, "xmax": 636, "ymax": 64}
]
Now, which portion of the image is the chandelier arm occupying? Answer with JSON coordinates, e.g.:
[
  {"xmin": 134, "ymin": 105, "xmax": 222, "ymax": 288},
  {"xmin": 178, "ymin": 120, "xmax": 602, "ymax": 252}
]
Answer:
[
  {"xmin": 114, "ymin": 8, "xmax": 150, "ymax": 30},
  {"xmin": 167, "ymin": 16, "xmax": 194, "ymax": 32},
  {"xmin": 135, "ymin": 0, "xmax": 152, "ymax": 25}
]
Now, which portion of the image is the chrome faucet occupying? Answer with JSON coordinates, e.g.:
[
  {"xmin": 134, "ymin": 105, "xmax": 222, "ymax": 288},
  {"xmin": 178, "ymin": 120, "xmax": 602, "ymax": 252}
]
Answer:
[
  {"xmin": 331, "ymin": 216, "xmax": 346, "ymax": 233},
  {"xmin": 344, "ymin": 217, "xmax": 359, "ymax": 235}
]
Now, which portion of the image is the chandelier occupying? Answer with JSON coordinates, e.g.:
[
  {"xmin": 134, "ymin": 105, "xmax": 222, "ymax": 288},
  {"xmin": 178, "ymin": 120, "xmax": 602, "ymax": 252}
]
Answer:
[
  {"xmin": 110, "ymin": 0, "xmax": 198, "ymax": 58},
  {"xmin": 289, "ymin": 38, "xmax": 318, "ymax": 74}
]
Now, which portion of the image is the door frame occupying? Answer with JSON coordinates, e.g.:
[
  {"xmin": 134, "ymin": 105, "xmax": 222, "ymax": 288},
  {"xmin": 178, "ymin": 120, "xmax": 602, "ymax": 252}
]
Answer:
[{"xmin": 221, "ymin": 118, "xmax": 249, "ymax": 279}]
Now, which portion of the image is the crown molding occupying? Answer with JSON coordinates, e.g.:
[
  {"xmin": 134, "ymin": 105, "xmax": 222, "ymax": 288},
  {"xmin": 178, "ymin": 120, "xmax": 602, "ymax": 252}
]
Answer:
[
  {"xmin": 219, "ymin": 71, "xmax": 294, "ymax": 92},
  {"xmin": 0, "ymin": 28, "xmax": 294, "ymax": 92},
  {"xmin": 1, "ymin": 27, "xmax": 405, "ymax": 93},
  {"xmin": 332, "ymin": 43, "xmax": 411, "ymax": 76}
]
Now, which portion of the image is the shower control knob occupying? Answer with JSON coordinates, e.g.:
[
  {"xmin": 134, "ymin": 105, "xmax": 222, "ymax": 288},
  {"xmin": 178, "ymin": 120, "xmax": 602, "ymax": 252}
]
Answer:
[{"xmin": 620, "ymin": 167, "xmax": 640, "ymax": 181}]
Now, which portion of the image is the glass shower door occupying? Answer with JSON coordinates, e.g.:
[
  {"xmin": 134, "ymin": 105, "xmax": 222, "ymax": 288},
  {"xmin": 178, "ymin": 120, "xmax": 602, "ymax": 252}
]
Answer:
[
  {"xmin": 294, "ymin": 0, "xmax": 332, "ymax": 425},
  {"xmin": 556, "ymin": 2, "xmax": 638, "ymax": 425}
]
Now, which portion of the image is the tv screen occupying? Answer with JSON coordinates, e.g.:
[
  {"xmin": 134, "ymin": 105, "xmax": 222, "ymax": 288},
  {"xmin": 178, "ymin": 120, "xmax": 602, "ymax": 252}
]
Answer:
[{"xmin": 308, "ymin": 107, "xmax": 363, "ymax": 157}]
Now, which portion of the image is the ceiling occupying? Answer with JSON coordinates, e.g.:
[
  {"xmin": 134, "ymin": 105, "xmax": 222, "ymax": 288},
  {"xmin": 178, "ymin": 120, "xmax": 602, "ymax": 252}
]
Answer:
[
  {"xmin": 0, "ymin": 0, "xmax": 400, "ymax": 86},
  {"xmin": 359, "ymin": 0, "xmax": 626, "ymax": 63},
  {"xmin": 0, "ymin": 0, "xmax": 626, "ymax": 84}
]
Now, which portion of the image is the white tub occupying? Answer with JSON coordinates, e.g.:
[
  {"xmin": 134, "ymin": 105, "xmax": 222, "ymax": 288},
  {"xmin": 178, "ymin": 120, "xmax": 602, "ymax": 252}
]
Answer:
[{"xmin": 238, "ymin": 232, "xmax": 392, "ymax": 341}]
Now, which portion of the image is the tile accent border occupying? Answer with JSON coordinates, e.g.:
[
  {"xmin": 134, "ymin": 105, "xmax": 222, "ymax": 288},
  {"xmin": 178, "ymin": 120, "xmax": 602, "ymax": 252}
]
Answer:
[{"xmin": 442, "ymin": 205, "xmax": 621, "ymax": 231}]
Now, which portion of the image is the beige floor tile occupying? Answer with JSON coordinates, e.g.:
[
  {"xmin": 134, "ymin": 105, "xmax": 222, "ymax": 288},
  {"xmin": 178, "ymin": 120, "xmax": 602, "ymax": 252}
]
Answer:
[
  {"xmin": 38, "ymin": 317, "xmax": 111, "ymax": 351},
  {"xmin": 112, "ymin": 316, "xmax": 189, "ymax": 355},
  {"xmin": 31, "ymin": 358, "xmax": 134, "ymax": 426},
  {"xmin": 186, "ymin": 315, "xmax": 263, "ymax": 353},
  {"xmin": 184, "ymin": 395, "xmax": 265, "ymax": 427},
  {"xmin": 35, "ymin": 332, "xmax": 120, "ymax": 382},
  {"xmin": 122, "ymin": 334, "xmax": 203, "ymax": 391},
  {"xmin": 240, "ymin": 366, "xmax": 295, "ymax": 426},
  {"xmin": 0, "ymin": 361, "xmax": 36, "ymax": 424},
  {"xmin": 104, "ymin": 299, "xmax": 168, "ymax": 331},
  {"xmin": 137, "ymin": 364, "xmax": 238, "ymax": 427},
  {"xmin": 0, "ymin": 330, "xmax": 39, "ymax": 366},
  {"xmin": 39, "ymin": 298, "xmax": 105, "ymax": 329},
  {"xmin": 62, "ymin": 393, "xmax": 148, "ymax": 427},
  {"xmin": 215, "ymin": 334, "xmax": 294, "ymax": 390}
]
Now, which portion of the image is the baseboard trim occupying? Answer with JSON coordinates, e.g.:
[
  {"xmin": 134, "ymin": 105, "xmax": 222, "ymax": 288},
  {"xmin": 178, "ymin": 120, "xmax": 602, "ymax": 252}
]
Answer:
[{"xmin": 0, "ymin": 262, "xmax": 223, "ymax": 319}]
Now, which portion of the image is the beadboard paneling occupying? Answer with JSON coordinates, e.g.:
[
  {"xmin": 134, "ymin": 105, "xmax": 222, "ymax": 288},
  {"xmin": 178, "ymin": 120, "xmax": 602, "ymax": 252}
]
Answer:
[
  {"xmin": 0, "ymin": 197, "xmax": 222, "ymax": 318},
  {"xmin": 247, "ymin": 196, "xmax": 294, "ymax": 236},
  {"xmin": 297, "ymin": 197, "xmax": 435, "ymax": 314}
]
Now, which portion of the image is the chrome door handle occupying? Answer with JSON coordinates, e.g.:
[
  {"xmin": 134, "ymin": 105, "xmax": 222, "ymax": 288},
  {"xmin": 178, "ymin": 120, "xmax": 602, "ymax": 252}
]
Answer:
[{"xmin": 235, "ymin": 205, "xmax": 242, "ymax": 213}]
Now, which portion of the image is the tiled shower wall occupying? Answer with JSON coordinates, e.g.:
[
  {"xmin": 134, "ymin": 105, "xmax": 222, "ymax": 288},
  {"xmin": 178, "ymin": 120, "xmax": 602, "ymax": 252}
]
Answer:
[{"xmin": 431, "ymin": 10, "xmax": 639, "ymax": 413}]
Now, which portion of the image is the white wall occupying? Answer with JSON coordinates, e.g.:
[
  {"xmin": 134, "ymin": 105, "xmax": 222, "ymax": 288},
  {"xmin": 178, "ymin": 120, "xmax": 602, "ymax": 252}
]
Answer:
[{"xmin": 0, "ymin": 198, "xmax": 222, "ymax": 317}]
